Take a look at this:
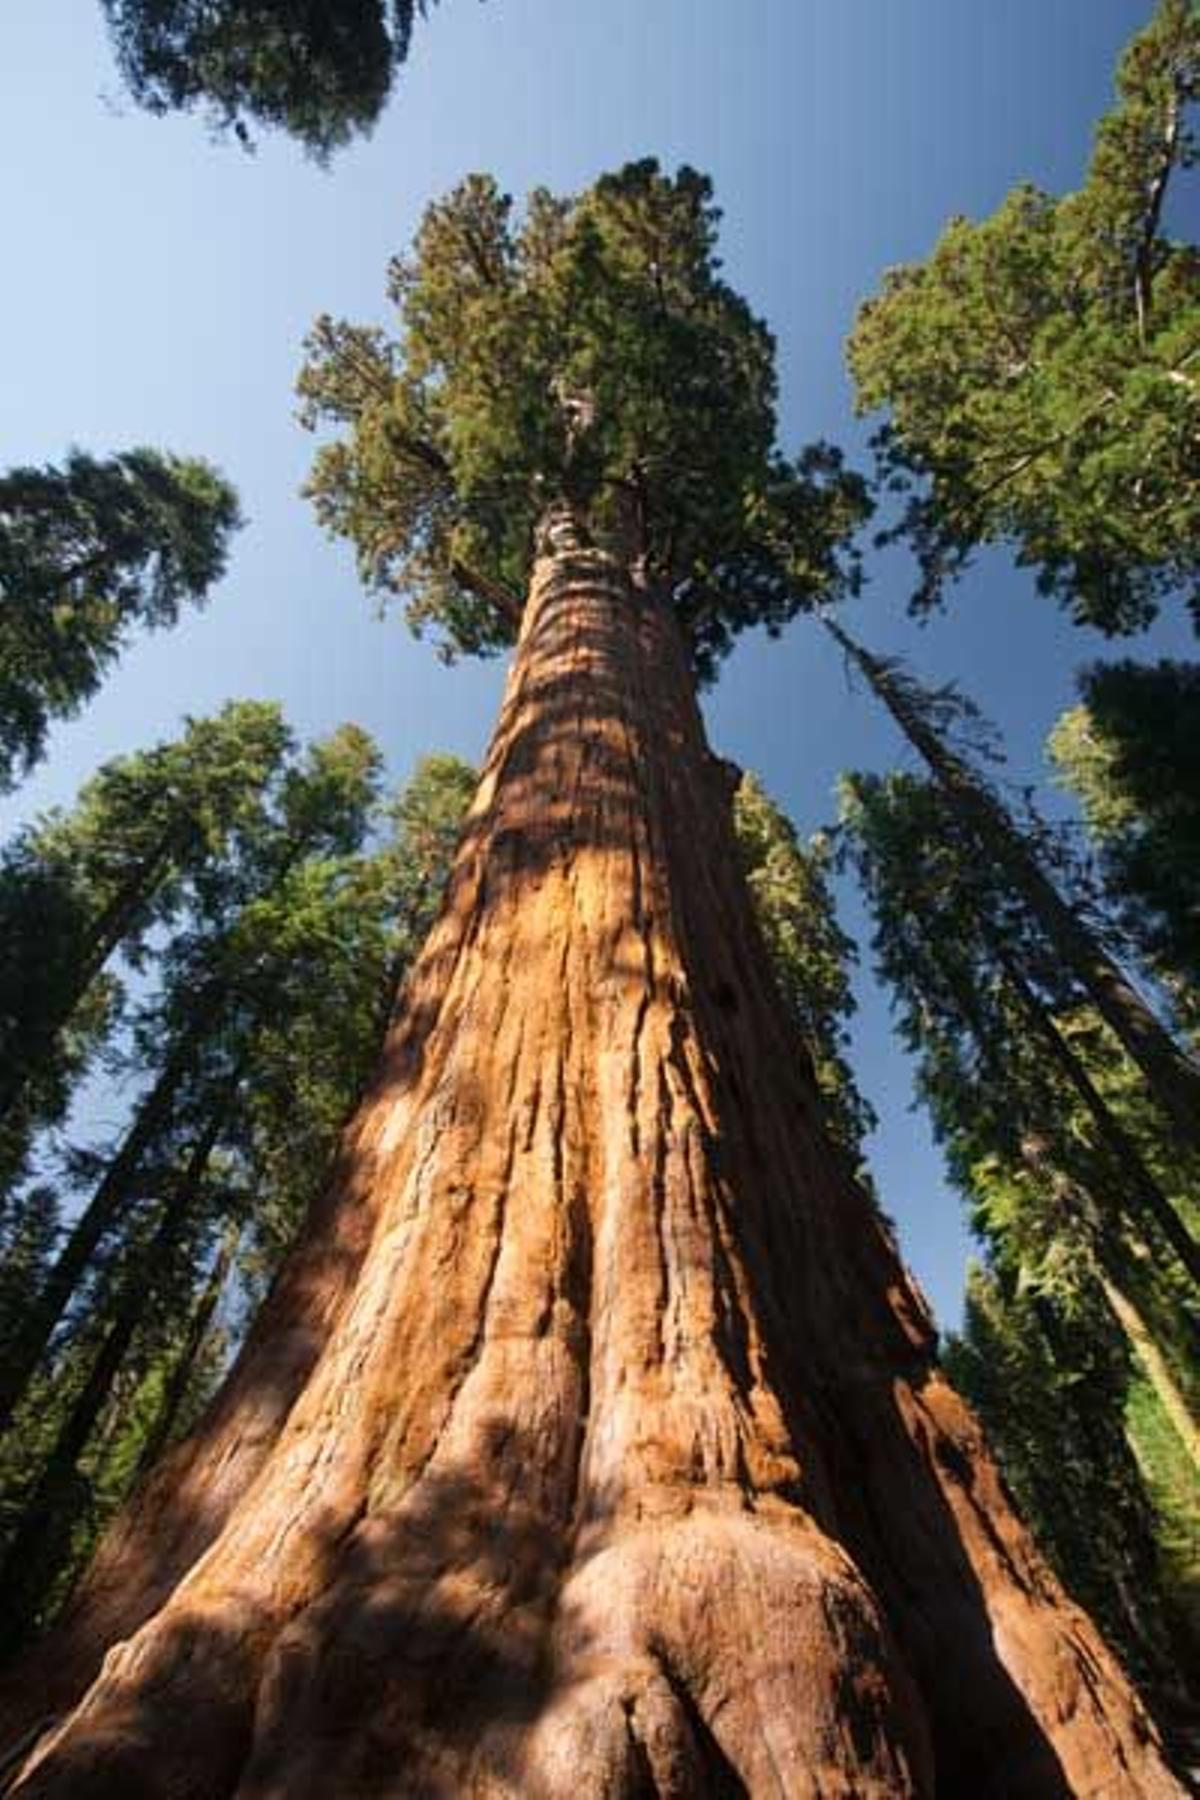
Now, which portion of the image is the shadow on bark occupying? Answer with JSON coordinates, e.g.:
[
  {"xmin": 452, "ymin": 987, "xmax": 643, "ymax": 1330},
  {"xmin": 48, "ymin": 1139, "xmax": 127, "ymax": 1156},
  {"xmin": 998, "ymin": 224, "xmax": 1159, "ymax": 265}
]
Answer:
[
  {"xmin": 5, "ymin": 1422, "xmax": 606, "ymax": 1797},
  {"xmin": 819, "ymin": 1370, "xmax": 1083, "ymax": 1798}
]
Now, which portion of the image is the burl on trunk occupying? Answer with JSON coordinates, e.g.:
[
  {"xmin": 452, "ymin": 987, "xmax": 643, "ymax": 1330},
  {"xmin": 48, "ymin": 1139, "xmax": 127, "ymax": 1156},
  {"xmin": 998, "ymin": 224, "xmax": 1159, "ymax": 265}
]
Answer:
[{"xmin": 0, "ymin": 539, "xmax": 1180, "ymax": 1796}]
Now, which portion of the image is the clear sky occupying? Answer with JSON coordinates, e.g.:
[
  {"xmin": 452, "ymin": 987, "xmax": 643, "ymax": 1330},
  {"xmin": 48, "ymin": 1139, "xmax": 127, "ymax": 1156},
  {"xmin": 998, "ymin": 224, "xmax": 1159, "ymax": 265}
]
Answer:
[{"xmin": 2, "ymin": 0, "xmax": 1194, "ymax": 1329}]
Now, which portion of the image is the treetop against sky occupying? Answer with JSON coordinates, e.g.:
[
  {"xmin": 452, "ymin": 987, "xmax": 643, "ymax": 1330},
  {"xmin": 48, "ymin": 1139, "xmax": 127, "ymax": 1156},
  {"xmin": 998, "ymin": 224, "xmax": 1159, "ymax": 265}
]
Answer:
[{"xmin": 297, "ymin": 159, "xmax": 869, "ymax": 679}]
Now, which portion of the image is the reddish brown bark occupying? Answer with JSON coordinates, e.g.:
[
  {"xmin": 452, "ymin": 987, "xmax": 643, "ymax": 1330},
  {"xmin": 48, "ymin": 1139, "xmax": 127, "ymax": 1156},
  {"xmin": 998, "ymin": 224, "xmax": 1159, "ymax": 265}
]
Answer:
[{"xmin": 0, "ymin": 539, "xmax": 1180, "ymax": 1796}]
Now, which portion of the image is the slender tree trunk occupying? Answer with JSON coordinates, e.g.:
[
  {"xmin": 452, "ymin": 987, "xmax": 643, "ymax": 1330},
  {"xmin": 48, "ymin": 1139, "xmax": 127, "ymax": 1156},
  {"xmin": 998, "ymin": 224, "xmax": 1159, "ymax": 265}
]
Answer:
[
  {"xmin": 1014, "ymin": 1134, "xmax": 1200, "ymax": 1470},
  {"xmin": 134, "ymin": 1218, "xmax": 242, "ymax": 1483},
  {"xmin": 0, "ymin": 999, "xmax": 218, "ymax": 1430},
  {"xmin": 1020, "ymin": 1287, "xmax": 1175, "ymax": 1678},
  {"xmin": 1097, "ymin": 1272, "xmax": 1200, "ymax": 1475},
  {"xmin": 0, "ymin": 1112, "xmax": 227, "ymax": 1638},
  {"xmin": 0, "ymin": 536, "xmax": 1180, "ymax": 1795},
  {"xmin": 905, "ymin": 877, "xmax": 1193, "ymax": 1273},
  {"xmin": 85, "ymin": 830, "xmax": 177, "ymax": 975},
  {"xmin": 74, "ymin": 837, "xmax": 177, "ymax": 990},
  {"xmin": 981, "ymin": 922, "xmax": 1200, "ymax": 1288},
  {"xmin": 0, "ymin": 828, "xmax": 179, "ymax": 1131},
  {"xmin": 906, "ymin": 897, "xmax": 1200, "ymax": 1455},
  {"xmin": 823, "ymin": 614, "xmax": 1200, "ymax": 1164},
  {"xmin": 0, "ymin": 1108, "xmax": 230, "ymax": 1634}
]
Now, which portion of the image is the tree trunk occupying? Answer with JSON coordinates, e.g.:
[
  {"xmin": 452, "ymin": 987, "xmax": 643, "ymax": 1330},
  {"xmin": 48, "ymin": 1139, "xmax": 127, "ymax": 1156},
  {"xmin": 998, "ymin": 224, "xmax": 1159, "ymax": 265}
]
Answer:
[
  {"xmin": 902, "ymin": 870, "xmax": 1199, "ymax": 1292},
  {"xmin": 1018, "ymin": 1283, "xmax": 1177, "ymax": 1684},
  {"xmin": 823, "ymin": 615, "xmax": 1200, "ymax": 1168},
  {"xmin": 0, "ymin": 999, "xmax": 217, "ymax": 1430},
  {"xmin": 0, "ymin": 832, "xmax": 177, "ymax": 1131},
  {"xmin": 0, "ymin": 1111, "xmax": 228, "ymax": 1638},
  {"xmin": 0, "ymin": 538, "xmax": 1180, "ymax": 1796},
  {"xmin": 1014, "ymin": 1137, "xmax": 1200, "ymax": 1477},
  {"xmin": 133, "ymin": 1217, "xmax": 242, "ymax": 1483},
  {"xmin": 981, "ymin": 922, "xmax": 1200, "ymax": 1289},
  {"xmin": 1097, "ymin": 1272, "xmax": 1200, "ymax": 1475},
  {"xmin": 73, "ymin": 831, "xmax": 177, "ymax": 992},
  {"xmin": 911, "ymin": 881, "xmax": 1200, "ymax": 1474},
  {"xmin": 906, "ymin": 892, "xmax": 1200, "ymax": 1488}
]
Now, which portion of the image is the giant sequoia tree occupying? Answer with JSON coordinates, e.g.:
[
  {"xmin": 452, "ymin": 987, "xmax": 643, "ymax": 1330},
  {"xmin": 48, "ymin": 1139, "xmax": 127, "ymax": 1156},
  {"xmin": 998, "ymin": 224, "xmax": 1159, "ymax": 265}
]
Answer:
[{"xmin": 0, "ymin": 162, "xmax": 1181, "ymax": 1796}]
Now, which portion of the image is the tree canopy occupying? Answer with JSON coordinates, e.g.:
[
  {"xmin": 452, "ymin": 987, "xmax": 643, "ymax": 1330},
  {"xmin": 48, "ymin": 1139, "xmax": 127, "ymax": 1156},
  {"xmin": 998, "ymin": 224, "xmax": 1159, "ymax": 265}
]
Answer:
[
  {"xmin": 0, "ymin": 448, "xmax": 241, "ymax": 789},
  {"xmin": 298, "ymin": 160, "xmax": 869, "ymax": 681},
  {"xmin": 847, "ymin": 0, "xmax": 1199, "ymax": 631},
  {"xmin": 99, "ymin": 0, "xmax": 426, "ymax": 158}
]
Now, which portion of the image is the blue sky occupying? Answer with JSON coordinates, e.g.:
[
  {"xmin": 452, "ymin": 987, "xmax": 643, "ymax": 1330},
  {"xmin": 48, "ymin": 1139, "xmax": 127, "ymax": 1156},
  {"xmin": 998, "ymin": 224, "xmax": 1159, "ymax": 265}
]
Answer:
[{"xmin": 2, "ymin": 0, "xmax": 1194, "ymax": 1328}]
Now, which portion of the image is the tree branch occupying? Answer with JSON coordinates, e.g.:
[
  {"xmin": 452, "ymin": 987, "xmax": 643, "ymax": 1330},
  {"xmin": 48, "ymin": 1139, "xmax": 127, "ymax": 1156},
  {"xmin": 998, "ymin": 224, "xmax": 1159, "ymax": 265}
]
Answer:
[
  {"xmin": 449, "ymin": 560, "xmax": 523, "ymax": 633},
  {"xmin": 383, "ymin": 423, "xmax": 454, "ymax": 482},
  {"xmin": 1133, "ymin": 85, "xmax": 1181, "ymax": 345}
]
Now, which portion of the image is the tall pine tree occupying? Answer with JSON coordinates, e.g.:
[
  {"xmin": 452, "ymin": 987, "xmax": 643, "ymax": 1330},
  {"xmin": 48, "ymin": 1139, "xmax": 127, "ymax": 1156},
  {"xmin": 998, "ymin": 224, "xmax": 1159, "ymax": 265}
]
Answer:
[
  {"xmin": 825, "ymin": 615, "xmax": 1200, "ymax": 1219},
  {"xmin": 0, "ymin": 701, "xmax": 289, "ymax": 1182},
  {"xmin": 840, "ymin": 767, "xmax": 1199, "ymax": 1707}
]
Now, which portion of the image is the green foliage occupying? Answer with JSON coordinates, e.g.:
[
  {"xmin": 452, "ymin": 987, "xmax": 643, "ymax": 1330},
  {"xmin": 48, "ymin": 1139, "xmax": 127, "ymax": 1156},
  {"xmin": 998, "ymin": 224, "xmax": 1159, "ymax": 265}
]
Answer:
[
  {"xmin": 0, "ymin": 1154, "xmax": 239, "ymax": 1639},
  {"xmin": 382, "ymin": 751, "xmax": 478, "ymax": 956},
  {"xmin": 122, "ymin": 720, "xmax": 389, "ymax": 1236},
  {"xmin": 12, "ymin": 698, "xmax": 290, "ymax": 974},
  {"xmin": 99, "ymin": 0, "xmax": 424, "ymax": 157},
  {"xmin": 1126, "ymin": 1372, "xmax": 1200, "ymax": 1645},
  {"xmin": 838, "ymin": 767, "xmax": 1198, "ymax": 1271},
  {"xmin": 0, "ymin": 448, "xmax": 242, "ymax": 787},
  {"xmin": 0, "ymin": 858, "xmax": 116, "ymax": 1196},
  {"xmin": 299, "ymin": 160, "xmax": 869, "ymax": 681},
  {"xmin": 847, "ymin": 0, "xmax": 1200, "ymax": 630},
  {"xmin": 732, "ymin": 772, "xmax": 875, "ymax": 1174},
  {"xmin": 945, "ymin": 1264, "xmax": 1174, "ymax": 1684},
  {"xmin": 841, "ymin": 765, "xmax": 1199, "ymax": 1693},
  {"xmin": 0, "ymin": 1188, "xmax": 60, "ymax": 1362},
  {"xmin": 1051, "ymin": 660, "xmax": 1200, "ymax": 1031},
  {"xmin": 0, "ymin": 702, "xmax": 290, "ymax": 1187},
  {"xmin": 237, "ymin": 751, "xmax": 475, "ymax": 1269}
]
